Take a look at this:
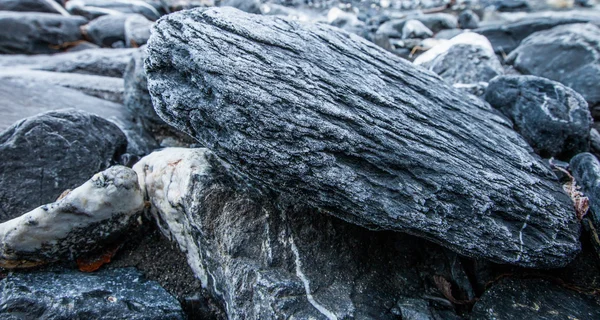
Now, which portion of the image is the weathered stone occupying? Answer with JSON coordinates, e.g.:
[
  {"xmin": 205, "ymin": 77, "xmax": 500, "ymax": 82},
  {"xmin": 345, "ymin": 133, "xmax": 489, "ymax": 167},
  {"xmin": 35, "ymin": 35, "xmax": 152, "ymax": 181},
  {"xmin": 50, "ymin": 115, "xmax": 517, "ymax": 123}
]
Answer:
[
  {"xmin": 83, "ymin": 14, "xmax": 128, "ymax": 48},
  {"xmin": 0, "ymin": 110, "xmax": 127, "ymax": 220},
  {"xmin": 134, "ymin": 148, "xmax": 471, "ymax": 320},
  {"xmin": 0, "ymin": 268, "xmax": 184, "ymax": 319},
  {"xmin": 415, "ymin": 33, "xmax": 503, "ymax": 95},
  {"xmin": 66, "ymin": 0, "xmax": 160, "ymax": 20},
  {"xmin": 0, "ymin": 165, "xmax": 143, "ymax": 267},
  {"xmin": 220, "ymin": 0, "xmax": 261, "ymax": 14},
  {"xmin": 125, "ymin": 14, "xmax": 152, "ymax": 47},
  {"xmin": 413, "ymin": 13, "xmax": 458, "ymax": 33},
  {"xmin": 474, "ymin": 11, "xmax": 600, "ymax": 54},
  {"xmin": 0, "ymin": 11, "xmax": 87, "ymax": 54},
  {"xmin": 471, "ymin": 278, "xmax": 600, "ymax": 319},
  {"xmin": 485, "ymin": 75, "xmax": 591, "ymax": 159},
  {"xmin": 145, "ymin": 7, "xmax": 581, "ymax": 267},
  {"xmin": 0, "ymin": 0, "xmax": 66, "ymax": 14},
  {"xmin": 507, "ymin": 23, "xmax": 600, "ymax": 112},
  {"xmin": 0, "ymin": 48, "xmax": 137, "ymax": 77}
]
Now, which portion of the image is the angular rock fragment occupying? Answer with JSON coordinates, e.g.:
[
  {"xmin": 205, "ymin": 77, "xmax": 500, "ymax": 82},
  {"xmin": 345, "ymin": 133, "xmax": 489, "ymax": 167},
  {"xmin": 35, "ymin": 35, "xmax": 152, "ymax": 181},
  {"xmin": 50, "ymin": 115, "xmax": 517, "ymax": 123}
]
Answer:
[
  {"xmin": 0, "ymin": 165, "xmax": 143, "ymax": 268},
  {"xmin": 471, "ymin": 278, "xmax": 600, "ymax": 319},
  {"xmin": 474, "ymin": 11, "xmax": 600, "ymax": 54},
  {"xmin": 134, "ymin": 148, "xmax": 470, "ymax": 319},
  {"xmin": 486, "ymin": 75, "xmax": 591, "ymax": 159},
  {"xmin": 0, "ymin": 11, "xmax": 87, "ymax": 54},
  {"xmin": 0, "ymin": 110, "xmax": 128, "ymax": 220},
  {"xmin": 507, "ymin": 23, "xmax": 600, "ymax": 112},
  {"xmin": 415, "ymin": 33, "xmax": 503, "ymax": 95},
  {"xmin": 0, "ymin": 268, "xmax": 184, "ymax": 319},
  {"xmin": 146, "ymin": 7, "xmax": 580, "ymax": 267},
  {"xmin": 570, "ymin": 153, "xmax": 600, "ymax": 256}
]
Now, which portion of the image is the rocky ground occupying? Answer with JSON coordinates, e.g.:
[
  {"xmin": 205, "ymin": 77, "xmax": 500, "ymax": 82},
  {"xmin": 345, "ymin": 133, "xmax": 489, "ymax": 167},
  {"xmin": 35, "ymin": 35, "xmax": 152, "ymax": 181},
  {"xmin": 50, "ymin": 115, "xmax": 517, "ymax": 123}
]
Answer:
[{"xmin": 1, "ymin": 0, "xmax": 600, "ymax": 319}]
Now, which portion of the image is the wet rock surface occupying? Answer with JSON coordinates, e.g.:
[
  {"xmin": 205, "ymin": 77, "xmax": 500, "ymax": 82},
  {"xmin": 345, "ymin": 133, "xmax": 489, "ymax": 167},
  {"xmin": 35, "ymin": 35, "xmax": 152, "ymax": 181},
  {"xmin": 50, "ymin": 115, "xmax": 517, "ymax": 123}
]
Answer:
[
  {"xmin": 0, "ymin": 110, "xmax": 127, "ymax": 220},
  {"xmin": 486, "ymin": 75, "xmax": 591, "ymax": 159},
  {"xmin": 507, "ymin": 23, "xmax": 600, "ymax": 112},
  {"xmin": 146, "ymin": 7, "xmax": 580, "ymax": 267},
  {"xmin": 0, "ymin": 268, "xmax": 185, "ymax": 319}
]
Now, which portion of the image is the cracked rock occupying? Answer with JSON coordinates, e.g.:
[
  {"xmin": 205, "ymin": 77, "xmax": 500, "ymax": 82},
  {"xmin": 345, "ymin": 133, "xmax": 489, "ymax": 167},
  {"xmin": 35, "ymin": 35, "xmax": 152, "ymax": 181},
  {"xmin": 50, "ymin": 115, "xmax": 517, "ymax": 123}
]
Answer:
[
  {"xmin": 146, "ymin": 7, "xmax": 580, "ymax": 267},
  {"xmin": 0, "ymin": 165, "xmax": 144, "ymax": 268},
  {"xmin": 134, "ymin": 148, "xmax": 471, "ymax": 319}
]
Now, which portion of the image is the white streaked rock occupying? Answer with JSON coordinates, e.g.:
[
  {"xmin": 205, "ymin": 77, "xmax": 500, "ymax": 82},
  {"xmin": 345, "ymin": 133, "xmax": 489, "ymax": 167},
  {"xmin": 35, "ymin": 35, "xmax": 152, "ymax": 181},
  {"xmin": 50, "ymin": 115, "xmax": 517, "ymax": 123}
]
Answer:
[{"xmin": 0, "ymin": 166, "xmax": 144, "ymax": 268}]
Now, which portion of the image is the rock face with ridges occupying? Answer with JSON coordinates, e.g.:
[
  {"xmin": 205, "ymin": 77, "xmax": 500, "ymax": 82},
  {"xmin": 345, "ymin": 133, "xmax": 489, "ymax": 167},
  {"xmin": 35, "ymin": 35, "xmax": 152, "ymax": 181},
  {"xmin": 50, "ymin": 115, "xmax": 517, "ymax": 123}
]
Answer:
[
  {"xmin": 485, "ymin": 75, "xmax": 591, "ymax": 159},
  {"xmin": 0, "ymin": 110, "xmax": 127, "ymax": 220},
  {"xmin": 507, "ymin": 23, "xmax": 600, "ymax": 112},
  {"xmin": 0, "ymin": 166, "xmax": 144, "ymax": 268},
  {"xmin": 145, "ymin": 7, "xmax": 580, "ymax": 267},
  {"xmin": 134, "ymin": 148, "xmax": 471, "ymax": 320},
  {"xmin": 0, "ymin": 11, "xmax": 87, "ymax": 54},
  {"xmin": 0, "ymin": 268, "xmax": 185, "ymax": 319}
]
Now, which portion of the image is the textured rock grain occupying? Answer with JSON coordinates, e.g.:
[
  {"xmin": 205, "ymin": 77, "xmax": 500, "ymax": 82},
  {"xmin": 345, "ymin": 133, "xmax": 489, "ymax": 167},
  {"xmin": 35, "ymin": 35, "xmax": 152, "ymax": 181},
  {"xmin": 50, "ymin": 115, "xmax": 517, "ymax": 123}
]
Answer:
[{"xmin": 146, "ymin": 7, "xmax": 580, "ymax": 267}]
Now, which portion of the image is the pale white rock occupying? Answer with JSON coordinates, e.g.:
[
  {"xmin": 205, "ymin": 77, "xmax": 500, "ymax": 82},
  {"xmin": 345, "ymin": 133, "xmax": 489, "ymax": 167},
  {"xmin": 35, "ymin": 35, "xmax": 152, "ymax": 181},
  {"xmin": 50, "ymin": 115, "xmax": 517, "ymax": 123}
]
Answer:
[
  {"xmin": 0, "ymin": 166, "xmax": 144, "ymax": 268},
  {"xmin": 414, "ymin": 32, "xmax": 494, "ymax": 65}
]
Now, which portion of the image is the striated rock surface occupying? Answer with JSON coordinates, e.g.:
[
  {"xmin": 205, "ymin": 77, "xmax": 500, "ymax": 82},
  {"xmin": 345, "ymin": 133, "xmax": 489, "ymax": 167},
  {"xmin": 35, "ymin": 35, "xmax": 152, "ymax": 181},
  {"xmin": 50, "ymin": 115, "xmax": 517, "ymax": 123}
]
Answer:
[
  {"xmin": 134, "ymin": 148, "xmax": 472, "ymax": 320},
  {"xmin": 146, "ymin": 7, "xmax": 580, "ymax": 267},
  {"xmin": 471, "ymin": 278, "xmax": 600, "ymax": 319},
  {"xmin": 0, "ymin": 268, "xmax": 184, "ymax": 319},
  {"xmin": 0, "ymin": 165, "xmax": 143, "ymax": 268},
  {"xmin": 486, "ymin": 75, "xmax": 591, "ymax": 159},
  {"xmin": 507, "ymin": 23, "xmax": 600, "ymax": 112},
  {"xmin": 0, "ymin": 11, "xmax": 87, "ymax": 54},
  {"xmin": 0, "ymin": 0, "xmax": 65, "ymax": 14},
  {"xmin": 570, "ymin": 153, "xmax": 600, "ymax": 257},
  {"xmin": 0, "ymin": 110, "xmax": 128, "ymax": 220},
  {"xmin": 66, "ymin": 0, "xmax": 160, "ymax": 21}
]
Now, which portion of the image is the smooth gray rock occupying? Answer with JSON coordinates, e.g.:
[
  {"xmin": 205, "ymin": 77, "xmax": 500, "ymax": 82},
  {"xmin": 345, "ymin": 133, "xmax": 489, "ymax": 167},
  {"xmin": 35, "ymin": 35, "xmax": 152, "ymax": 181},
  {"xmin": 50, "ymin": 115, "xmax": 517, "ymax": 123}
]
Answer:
[
  {"xmin": 0, "ymin": 268, "xmax": 184, "ymax": 319},
  {"xmin": 458, "ymin": 9, "xmax": 479, "ymax": 29},
  {"xmin": 475, "ymin": 11, "xmax": 600, "ymax": 54},
  {"xmin": 0, "ymin": 0, "xmax": 64, "ymax": 14},
  {"xmin": 413, "ymin": 13, "xmax": 458, "ymax": 33},
  {"xmin": 507, "ymin": 23, "xmax": 600, "ymax": 113},
  {"xmin": 134, "ymin": 148, "xmax": 471, "ymax": 320},
  {"xmin": 146, "ymin": 8, "xmax": 580, "ymax": 267},
  {"xmin": 0, "ymin": 110, "xmax": 127, "ymax": 221},
  {"xmin": 0, "ymin": 48, "xmax": 137, "ymax": 77},
  {"xmin": 0, "ymin": 69, "xmax": 124, "ymax": 103},
  {"xmin": 402, "ymin": 19, "xmax": 433, "ymax": 39},
  {"xmin": 0, "ymin": 165, "xmax": 143, "ymax": 268},
  {"xmin": 125, "ymin": 14, "xmax": 152, "ymax": 47},
  {"xmin": 66, "ymin": 0, "xmax": 160, "ymax": 20},
  {"xmin": 486, "ymin": 75, "xmax": 592, "ymax": 159},
  {"xmin": 83, "ymin": 14, "xmax": 128, "ymax": 48},
  {"xmin": 0, "ymin": 11, "xmax": 87, "ymax": 54},
  {"xmin": 471, "ymin": 278, "xmax": 600, "ymax": 319}
]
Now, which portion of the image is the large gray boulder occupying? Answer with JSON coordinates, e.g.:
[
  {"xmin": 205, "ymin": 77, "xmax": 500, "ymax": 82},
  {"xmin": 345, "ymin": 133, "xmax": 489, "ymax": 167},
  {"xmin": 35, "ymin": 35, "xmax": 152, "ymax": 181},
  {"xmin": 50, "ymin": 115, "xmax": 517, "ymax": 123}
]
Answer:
[
  {"xmin": 134, "ymin": 148, "xmax": 473, "ymax": 320},
  {"xmin": 507, "ymin": 23, "xmax": 600, "ymax": 114},
  {"xmin": 0, "ymin": 110, "xmax": 127, "ymax": 220},
  {"xmin": 83, "ymin": 14, "xmax": 129, "ymax": 48},
  {"xmin": 0, "ymin": 268, "xmax": 185, "ymax": 319},
  {"xmin": 145, "ymin": 8, "xmax": 580, "ymax": 267},
  {"xmin": 0, "ymin": 11, "xmax": 87, "ymax": 54},
  {"xmin": 485, "ymin": 75, "xmax": 592, "ymax": 159}
]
